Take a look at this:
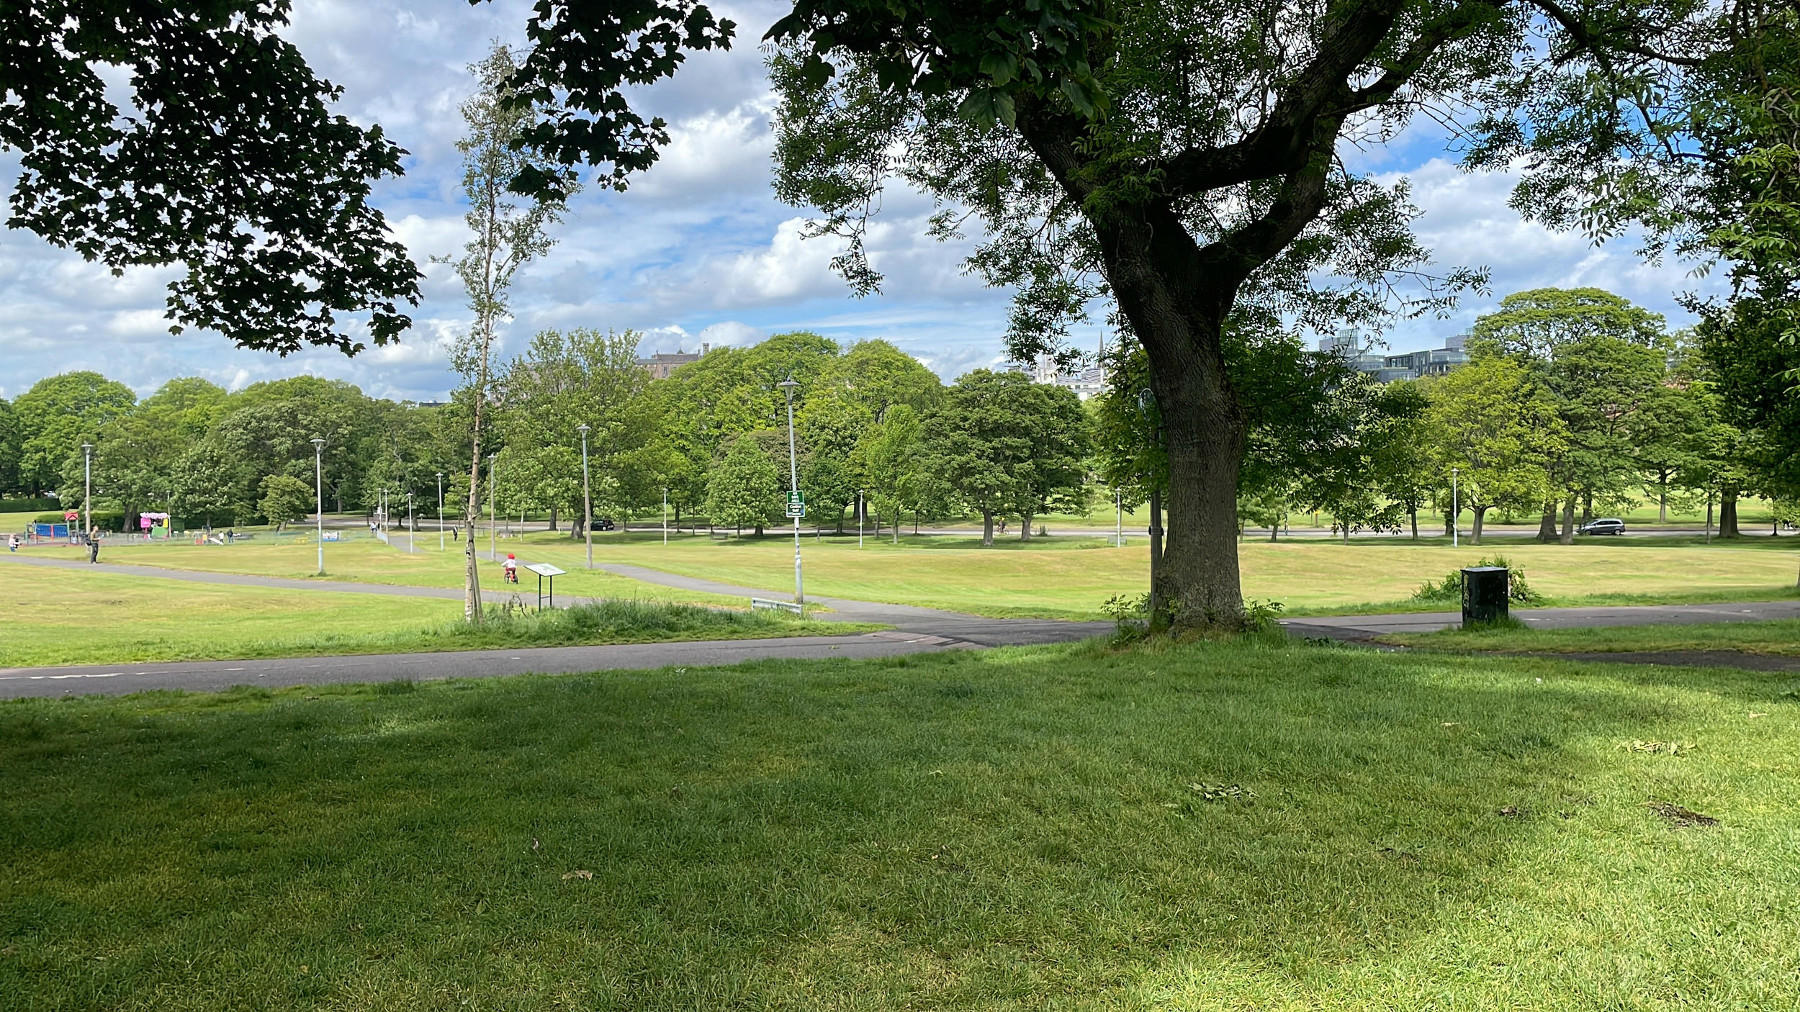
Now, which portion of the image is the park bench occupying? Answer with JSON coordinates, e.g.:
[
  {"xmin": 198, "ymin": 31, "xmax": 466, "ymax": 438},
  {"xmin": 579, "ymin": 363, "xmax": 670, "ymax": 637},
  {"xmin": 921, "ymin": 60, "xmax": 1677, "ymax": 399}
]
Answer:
[{"xmin": 750, "ymin": 597, "xmax": 804, "ymax": 615}]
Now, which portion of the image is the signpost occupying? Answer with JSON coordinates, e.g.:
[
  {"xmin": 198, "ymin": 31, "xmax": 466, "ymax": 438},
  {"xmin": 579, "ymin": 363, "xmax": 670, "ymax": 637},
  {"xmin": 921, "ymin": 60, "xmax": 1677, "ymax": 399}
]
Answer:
[
  {"xmin": 524, "ymin": 562, "xmax": 566, "ymax": 611},
  {"xmin": 785, "ymin": 490, "xmax": 806, "ymax": 519}
]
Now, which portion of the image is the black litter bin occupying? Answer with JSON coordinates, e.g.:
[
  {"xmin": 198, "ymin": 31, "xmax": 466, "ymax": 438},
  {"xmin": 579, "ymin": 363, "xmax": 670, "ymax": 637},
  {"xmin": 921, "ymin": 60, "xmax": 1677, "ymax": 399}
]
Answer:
[{"xmin": 1461, "ymin": 566, "xmax": 1509, "ymax": 625}]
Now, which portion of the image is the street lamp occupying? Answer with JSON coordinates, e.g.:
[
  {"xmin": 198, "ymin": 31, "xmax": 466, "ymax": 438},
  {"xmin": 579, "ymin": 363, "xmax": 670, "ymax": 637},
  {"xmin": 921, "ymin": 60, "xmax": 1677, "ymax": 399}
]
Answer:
[
  {"xmin": 1116, "ymin": 488, "xmax": 1123, "ymax": 548},
  {"xmin": 662, "ymin": 487, "xmax": 669, "ymax": 546},
  {"xmin": 858, "ymin": 489, "xmax": 864, "ymax": 548},
  {"xmin": 1451, "ymin": 467, "xmax": 1460, "ymax": 548},
  {"xmin": 407, "ymin": 492, "xmax": 415, "ymax": 554},
  {"xmin": 778, "ymin": 374, "xmax": 804, "ymax": 606},
  {"xmin": 81, "ymin": 442, "xmax": 93, "ymax": 537},
  {"xmin": 577, "ymin": 422, "xmax": 593, "ymax": 569},
  {"xmin": 487, "ymin": 452, "xmax": 498, "ymax": 562},
  {"xmin": 311, "ymin": 438, "xmax": 326, "ymax": 575}
]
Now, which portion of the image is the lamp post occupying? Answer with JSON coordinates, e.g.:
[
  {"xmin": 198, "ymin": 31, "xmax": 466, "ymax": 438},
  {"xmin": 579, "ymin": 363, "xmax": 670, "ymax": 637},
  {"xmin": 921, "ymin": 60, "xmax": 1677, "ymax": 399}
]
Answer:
[
  {"xmin": 407, "ymin": 492, "xmax": 415, "ymax": 554},
  {"xmin": 577, "ymin": 422, "xmax": 593, "ymax": 569},
  {"xmin": 311, "ymin": 438, "xmax": 326, "ymax": 574},
  {"xmin": 1116, "ymin": 489, "xmax": 1123, "ymax": 548},
  {"xmin": 662, "ymin": 487, "xmax": 669, "ymax": 546},
  {"xmin": 436, "ymin": 472, "xmax": 445, "ymax": 552},
  {"xmin": 81, "ymin": 442, "xmax": 93, "ymax": 537},
  {"xmin": 778, "ymin": 374, "xmax": 804, "ymax": 606},
  {"xmin": 487, "ymin": 453, "xmax": 498, "ymax": 561},
  {"xmin": 858, "ymin": 489, "xmax": 864, "ymax": 548},
  {"xmin": 1451, "ymin": 467, "xmax": 1460, "ymax": 548}
]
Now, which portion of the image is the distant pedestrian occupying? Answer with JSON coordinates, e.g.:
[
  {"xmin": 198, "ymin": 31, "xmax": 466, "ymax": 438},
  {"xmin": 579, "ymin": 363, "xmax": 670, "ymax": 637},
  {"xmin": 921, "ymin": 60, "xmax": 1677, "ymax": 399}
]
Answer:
[
  {"xmin": 451, "ymin": 525, "xmax": 459, "ymax": 542},
  {"xmin": 8, "ymin": 533, "xmax": 18, "ymax": 552},
  {"xmin": 87, "ymin": 526, "xmax": 100, "ymax": 564},
  {"xmin": 503, "ymin": 553, "xmax": 518, "ymax": 583}
]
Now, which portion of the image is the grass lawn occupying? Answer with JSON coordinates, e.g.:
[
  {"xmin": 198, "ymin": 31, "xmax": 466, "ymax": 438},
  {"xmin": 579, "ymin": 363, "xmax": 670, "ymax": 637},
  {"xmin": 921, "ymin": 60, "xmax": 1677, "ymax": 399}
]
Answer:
[
  {"xmin": 3, "ymin": 567, "xmax": 864, "ymax": 668},
  {"xmin": 30, "ymin": 534, "xmax": 747, "ymax": 609},
  {"xmin": 28, "ymin": 528, "xmax": 1799, "ymax": 621},
  {"xmin": 509, "ymin": 529, "xmax": 1800, "ymax": 619},
  {"xmin": 2, "ymin": 640, "xmax": 1796, "ymax": 1009},
  {"xmin": 1392, "ymin": 618, "xmax": 1800, "ymax": 656}
]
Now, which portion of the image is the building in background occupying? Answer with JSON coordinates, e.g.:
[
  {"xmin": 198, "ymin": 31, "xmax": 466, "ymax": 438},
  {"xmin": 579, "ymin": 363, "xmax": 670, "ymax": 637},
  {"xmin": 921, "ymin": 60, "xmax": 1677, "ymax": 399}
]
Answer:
[
  {"xmin": 1320, "ymin": 328, "xmax": 1469, "ymax": 382},
  {"xmin": 637, "ymin": 342, "xmax": 710, "ymax": 379}
]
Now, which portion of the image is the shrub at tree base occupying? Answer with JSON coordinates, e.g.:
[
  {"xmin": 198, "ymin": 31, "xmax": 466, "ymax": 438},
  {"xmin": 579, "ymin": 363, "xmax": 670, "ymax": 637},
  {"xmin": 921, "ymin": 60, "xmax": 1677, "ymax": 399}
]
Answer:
[{"xmin": 1412, "ymin": 556, "xmax": 1540, "ymax": 603}]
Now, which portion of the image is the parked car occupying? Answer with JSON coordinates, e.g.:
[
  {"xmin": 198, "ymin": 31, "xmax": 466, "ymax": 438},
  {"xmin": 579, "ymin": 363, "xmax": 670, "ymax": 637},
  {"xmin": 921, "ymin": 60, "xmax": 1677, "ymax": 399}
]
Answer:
[
  {"xmin": 1577, "ymin": 518, "xmax": 1626, "ymax": 536},
  {"xmin": 589, "ymin": 517, "xmax": 615, "ymax": 531}
]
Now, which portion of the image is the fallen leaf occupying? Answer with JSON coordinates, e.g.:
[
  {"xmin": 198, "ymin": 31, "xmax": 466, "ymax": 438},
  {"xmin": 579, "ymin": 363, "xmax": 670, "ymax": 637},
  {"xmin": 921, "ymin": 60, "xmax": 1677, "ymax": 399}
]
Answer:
[
  {"xmin": 531, "ymin": 837, "xmax": 540, "ymax": 852},
  {"xmin": 1749, "ymin": 712, "xmax": 1767, "ymax": 719},
  {"xmin": 561, "ymin": 869, "xmax": 593, "ymax": 881}
]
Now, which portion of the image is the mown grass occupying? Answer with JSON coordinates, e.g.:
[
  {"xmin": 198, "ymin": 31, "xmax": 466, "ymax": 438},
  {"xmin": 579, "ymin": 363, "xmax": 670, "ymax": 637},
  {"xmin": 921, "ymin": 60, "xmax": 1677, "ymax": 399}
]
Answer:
[
  {"xmin": 2, "ymin": 640, "xmax": 1797, "ymax": 1009},
  {"xmin": 513, "ymin": 530, "xmax": 1800, "ymax": 619},
  {"xmin": 25, "ymin": 526, "xmax": 1799, "ymax": 621},
  {"xmin": 23, "ymin": 535, "xmax": 747, "ymax": 609},
  {"xmin": 1393, "ymin": 618, "xmax": 1800, "ymax": 656},
  {"xmin": 2, "ymin": 567, "xmax": 865, "ymax": 668}
]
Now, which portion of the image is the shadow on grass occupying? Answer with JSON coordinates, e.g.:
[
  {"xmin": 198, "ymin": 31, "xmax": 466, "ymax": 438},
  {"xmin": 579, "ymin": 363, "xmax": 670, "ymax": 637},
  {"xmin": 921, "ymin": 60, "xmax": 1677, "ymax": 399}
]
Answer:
[{"xmin": 2, "ymin": 643, "xmax": 1795, "ymax": 1008}]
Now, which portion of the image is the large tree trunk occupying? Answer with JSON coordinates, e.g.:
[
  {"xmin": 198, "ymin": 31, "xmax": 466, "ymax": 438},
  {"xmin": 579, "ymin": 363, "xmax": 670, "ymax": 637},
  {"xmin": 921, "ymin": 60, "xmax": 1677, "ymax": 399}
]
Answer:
[
  {"xmin": 1658, "ymin": 481, "xmax": 1668, "ymax": 523},
  {"xmin": 1409, "ymin": 506, "xmax": 1418, "ymax": 541},
  {"xmin": 981, "ymin": 510, "xmax": 994, "ymax": 546},
  {"xmin": 1559, "ymin": 495, "xmax": 1575, "ymax": 545},
  {"xmin": 1536, "ymin": 502, "xmax": 1557, "ymax": 542},
  {"xmin": 1719, "ymin": 485, "xmax": 1740, "ymax": 537},
  {"xmin": 548, "ymin": 505, "xmax": 558, "ymax": 532},
  {"xmin": 1152, "ymin": 359, "xmax": 1246, "ymax": 628},
  {"xmin": 1019, "ymin": 513, "xmax": 1033, "ymax": 541},
  {"xmin": 1471, "ymin": 506, "xmax": 1488, "ymax": 545}
]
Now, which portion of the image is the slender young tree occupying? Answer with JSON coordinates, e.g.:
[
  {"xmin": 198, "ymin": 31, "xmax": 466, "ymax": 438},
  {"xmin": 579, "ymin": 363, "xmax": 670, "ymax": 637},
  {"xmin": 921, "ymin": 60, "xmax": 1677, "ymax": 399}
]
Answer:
[{"xmin": 443, "ymin": 45, "xmax": 580, "ymax": 623}]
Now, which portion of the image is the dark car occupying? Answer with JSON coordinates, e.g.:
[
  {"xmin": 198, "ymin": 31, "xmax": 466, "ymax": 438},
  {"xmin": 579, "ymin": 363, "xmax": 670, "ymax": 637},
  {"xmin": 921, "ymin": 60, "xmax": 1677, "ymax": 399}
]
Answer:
[
  {"xmin": 1577, "ymin": 518, "xmax": 1626, "ymax": 536},
  {"xmin": 589, "ymin": 517, "xmax": 615, "ymax": 531}
]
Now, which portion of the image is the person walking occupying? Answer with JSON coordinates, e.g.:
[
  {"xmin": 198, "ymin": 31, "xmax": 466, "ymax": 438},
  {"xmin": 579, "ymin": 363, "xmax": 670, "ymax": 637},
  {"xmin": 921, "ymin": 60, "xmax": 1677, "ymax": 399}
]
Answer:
[
  {"xmin": 8, "ymin": 532, "xmax": 19, "ymax": 552},
  {"xmin": 87, "ymin": 525, "xmax": 100, "ymax": 564}
]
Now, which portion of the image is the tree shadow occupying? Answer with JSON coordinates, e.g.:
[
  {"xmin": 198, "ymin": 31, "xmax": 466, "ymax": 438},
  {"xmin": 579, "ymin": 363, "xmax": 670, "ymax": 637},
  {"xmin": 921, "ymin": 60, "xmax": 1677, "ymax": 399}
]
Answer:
[{"xmin": 1, "ymin": 645, "xmax": 1792, "ymax": 1007}]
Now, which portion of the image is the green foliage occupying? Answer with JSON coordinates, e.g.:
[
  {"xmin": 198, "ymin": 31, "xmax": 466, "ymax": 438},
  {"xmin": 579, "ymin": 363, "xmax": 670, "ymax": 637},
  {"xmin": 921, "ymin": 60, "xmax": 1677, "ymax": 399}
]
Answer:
[
  {"xmin": 1411, "ymin": 556, "xmax": 1540, "ymax": 604},
  {"xmin": 0, "ymin": 497, "xmax": 59, "ymax": 513},
  {"xmin": 706, "ymin": 436, "xmax": 784, "ymax": 533},
  {"xmin": 921, "ymin": 369, "xmax": 1090, "ymax": 543},
  {"xmin": 0, "ymin": 0, "xmax": 419, "ymax": 353},
  {"xmin": 257, "ymin": 474, "xmax": 314, "ymax": 529},
  {"xmin": 12, "ymin": 371, "xmax": 135, "ymax": 497}
]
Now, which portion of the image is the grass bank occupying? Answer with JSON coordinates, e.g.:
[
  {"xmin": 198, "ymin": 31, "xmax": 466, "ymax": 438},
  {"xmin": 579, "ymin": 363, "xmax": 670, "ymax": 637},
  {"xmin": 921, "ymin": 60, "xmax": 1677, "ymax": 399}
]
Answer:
[
  {"xmin": 3, "ymin": 641, "xmax": 1796, "ymax": 1009},
  {"xmin": 1392, "ymin": 618, "xmax": 1800, "ymax": 656},
  {"xmin": 2, "ymin": 567, "xmax": 865, "ymax": 668}
]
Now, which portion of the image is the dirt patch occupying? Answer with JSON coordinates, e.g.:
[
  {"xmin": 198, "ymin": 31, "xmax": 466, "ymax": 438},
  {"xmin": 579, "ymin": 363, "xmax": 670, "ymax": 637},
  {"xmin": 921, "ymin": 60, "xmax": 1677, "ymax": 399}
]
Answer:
[{"xmin": 1646, "ymin": 801, "xmax": 1719, "ymax": 829}]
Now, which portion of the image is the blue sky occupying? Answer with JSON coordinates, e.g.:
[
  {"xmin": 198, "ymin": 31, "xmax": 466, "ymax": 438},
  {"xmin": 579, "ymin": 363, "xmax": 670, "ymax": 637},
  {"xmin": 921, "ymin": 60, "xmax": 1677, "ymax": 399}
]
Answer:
[{"xmin": 0, "ymin": 0, "xmax": 1717, "ymax": 402}]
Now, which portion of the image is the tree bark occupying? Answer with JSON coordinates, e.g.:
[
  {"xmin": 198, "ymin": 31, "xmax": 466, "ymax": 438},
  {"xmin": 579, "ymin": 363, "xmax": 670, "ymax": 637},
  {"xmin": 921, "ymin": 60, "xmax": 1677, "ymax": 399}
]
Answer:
[
  {"xmin": 1582, "ymin": 492, "xmax": 1594, "ymax": 523},
  {"xmin": 1152, "ymin": 359, "xmax": 1246, "ymax": 627},
  {"xmin": 981, "ymin": 510, "xmax": 994, "ymax": 546},
  {"xmin": 1020, "ymin": 513, "xmax": 1033, "ymax": 541},
  {"xmin": 1536, "ymin": 502, "xmax": 1557, "ymax": 542},
  {"xmin": 1409, "ymin": 506, "xmax": 1418, "ymax": 541},
  {"xmin": 1658, "ymin": 483, "xmax": 1668, "ymax": 523},
  {"xmin": 548, "ymin": 505, "xmax": 558, "ymax": 532},
  {"xmin": 1471, "ymin": 505, "xmax": 1488, "ymax": 545},
  {"xmin": 1559, "ymin": 495, "xmax": 1575, "ymax": 545},
  {"xmin": 1719, "ymin": 485, "xmax": 1740, "ymax": 537}
]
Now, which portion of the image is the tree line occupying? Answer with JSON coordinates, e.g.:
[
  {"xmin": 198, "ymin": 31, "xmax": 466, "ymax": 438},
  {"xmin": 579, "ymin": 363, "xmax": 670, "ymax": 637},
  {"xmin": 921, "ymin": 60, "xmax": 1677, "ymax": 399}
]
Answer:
[
  {"xmin": 6, "ymin": 287, "xmax": 1792, "ymax": 548},
  {"xmin": 1092, "ymin": 288, "xmax": 1798, "ymax": 547},
  {"xmin": 0, "ymin": 332, "xmax": 1091, "ymax": 544}
]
